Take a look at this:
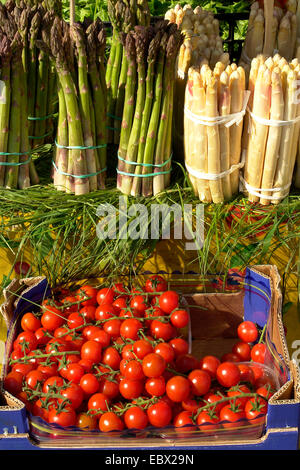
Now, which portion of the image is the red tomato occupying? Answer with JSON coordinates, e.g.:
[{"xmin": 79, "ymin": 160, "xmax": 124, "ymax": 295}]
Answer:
[
  {"xmin": 65, "ymin": 362, "xmax": 85, "ymax": 384},
  {"xmin": 21, "ymin": 312, "xmax": 41, "ymax": 332},
  {"xmin": 154, "ymin": 342, "xmax": 175, "ymax": 364},
  {"xmin": 169, "ymin": 337, "xmax": 189, "ymax": 357},
  {"xmin": 145, "ymin": 275, "xmax": 168, "ymax": 294},
  {"xmin": 41, "ymin": 306, "xmax": 64, "ymax": 331},
  {"xmin": 76, "ymin": 412, "xmax": 98, "ymax": 430},
  {"xmin": 196, "ymin": 410, "xmax": 220, "ymax": 432},
  {"xmin": 102, "ymin": 347, "xmax": 121, "ymax": 370},
  {"xmin": 121, "ymin": 344, "xmax": 135, "ymax": 361},
  {"xmin": 170, "ymin": 309, "xmax": 189, "ymax": 329},
  {"xmin": 119, "ymin": 378, "xmax": 144, "ymax": 400},
  {"xmin": 150, "ymin": 320, "xmax": 176, "ymax": 342},
  {"xmin": 188, "ymin": 369, "xmax": 211, "ymax": 396},
  {"xmin": 220, "ymin": 404, "xmax": 246, "ymax": 429},
  {"xmin": 103, "ymin": 319, "xmax": 121, "ymax": 339},
  {"xmin": 159, "ymin": 291, "xmax": 179, "ymax": 314},
  {"xmin": 174, "ymin": 410, "xmax": 194, "ymax": 432},
  {"xmin": 45, "ymin": 338, "xmax": 71, "ymax": 361},
  {"xmin": 99, "ymin": 412, "xmax": 124, "ymax": 432},
  {"xmin": 88, "ymin": 393, "xmax": 110, "ymax": 416},
  {"xmin": 80, "ymin": 340, "xmax": 102, "ymax": 364},
  {"xmin": 124, "ymin": 406, "xmax": 149, "ymax": 430},
  {"xmin": 61, "ymin": 296, "xmax": 79, "ymax": 315},
  {"xmin": 112, "ymin": 297, "xmax": 127, "ymax": 313},
  {"xmin": 175, "ymin": 354, "xmax": 199, "ymax": 374},
  {"xmin": 95, "ymin": 304, "xmax": 118, "ymax": 322},
  {"xmin": 237, "ymin": 321, "xmax": 258, "ymax": 343},
  {"xmin": 227, "ymin": 384, "xmax": 252, "ymax": 409},
  {"xmin": 199, "ymin": 355, "xmax": 220, "ymax": 379},
  {"xmin": 25, "ymin": 369, "xmax": 45, "ymax": 390},
  {"xmin": 12, "ymin": 362, "xmax": 35, "ymax": 377},
  {"xmin": 232, "ymin": 341, "xmax": 252, "ymax": 361},
  {"xmin": 37, "ymin": 362, "xmax": 59, "ymax": 380},
  {"xmin": 256, "ymin": 385, "xmax": 274, "ymax": 400},
  {"xmin": 119, "ymin": 318, "xmax": 143, "ymax": 340},
  {"xmin": 14, "ymin": 331, "xmax": 38, "ymax": 354},
  {"xmin": 96, "ymin": 287, "xmax": 115, "ymax": 306},
  {"xmin": 77, "ymin": 285, "xmax": 98, "ymax": 306},
  {"xmin": 67, "ymin": 312, "xmax": 85, "ymax": 331},
  {"xmin": 216, "ymin": 362, "xmax": 241, "ymax": 388},
  {"xmin": 145, "ymin": 376, "xmax": 166, "ymax": 397},
  {"xmin": 129, "ymin": 295, "xmax": 148, "ymax": 315},
  {"xmin": 78, "ymin": 358, "xmax": 94, "ymax": 373},
  {"xmin": 245, "ymin": 396, "xmax": 268, "ymax": 425},
  {"xmin": 166, "ymin": 376, "xmax": 191, "ymax": 403},
  {"xmin": 89, "ymin": 328, "xmax": 111, "ymax": 348},
  {"xmin": 133, "ymin": 339, "xmax": 154, "ymax": 360},
  {"xmin": 60, "ymin": 383, "xmax": 84, "ymax": 410},
  {"xmin": 4, "ymin": 371, "xmax": 24, "ymax": 395},
  {"xmin": 251, "ymin": 343, "xmax": 266, "ymax": 364},
  {"xmin": 98, "ymin": 378, "xmax": 120, "ymax": 400},
  {"xmin": 221, "ymin": 352, "xmax": 240, "ymax": 363},
  {"xmin": 142, "ymin": 353, "xmax": 166, "ymax": 378},
  {"xmin": 79, "ymin": 305, "xmax": 96, "ymax": 322},
  {"xmin": 147, "ymin": 400, "xmax": 172, "ymax": 428},
  {"xmin": 79, "ymin": 373, "xmax": 100, "ymax": 395},
  {"xmin": 48, "ymin": 407, "xmax": 77, "ymax": 427},
  {"xmin": 35, "ymin": 327, "xmax": 50, "ymax": 346},
  {"xmin": 43, "ymin": 375, "xmax": 64, "ymax": 393},
  {"xmin": 123, "ymin": 360, "xmax": 144, "ymax": 381},
  {"xmin": 202, "ymin": 392, "xmax": 225, "ymax": 415},
  {"xmin": 182, "ymin": 397, "xmax": 201, "ymax": 413},
  {"xmin": 237, "ymin": 364, "xmax": 255, "ymax": 385}
]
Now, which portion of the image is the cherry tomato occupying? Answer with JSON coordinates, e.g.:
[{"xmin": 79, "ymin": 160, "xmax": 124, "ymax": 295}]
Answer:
[
  {"xmin": 145, "ymin": 275, "xmax": 168, "ymax": 294},
  {"xmin": 99, "ymin": 412, "xmax": 124, "ymax": 432},
  {"xmin": 65, "ymin": 362, "xmax": 85, "ymax": 384},
  {"xmin": 188, "ymin": 369, "xmax": 211, "ymax": 396},
  {"xmin": 196, "ymin": 410, "xmax": 220, "ymax": 432},
  {"xmin": 245, "ymin": 396, "xmax": 268, "ymax": 425},
  {"xmin": 79, "ymin": 373, "xmax": 100, "ymax": 395},
  {"xmin": 76, "ymin": 412, "xmax": 98, "ymax": 430},
  {"xmin": 79, "ymin": 305, "xmax": 96, "ymax": 322},
  {"xmin": 43, "ymin": 375, "xmax": 64, "ymax": 394},
  {"xmin": 174, "ymin": 410, "xmax": 194, "ymax": 433},
  {"xmin": 216, "ymin": 362, "xmax": 241, "ymax": 388},
  {"xmin": 123, "ymin": 360, "xmax": 144, "ymax": 381},
  {"xmin": 159, "ymin": 291, "xmax": 179, "ymax": 314},
  {"xmin": 227, "ymin": 384, "xmax": 252, "ymax": 409},
  {"xmin": 112, "ymin": 297, "xmax": 127, "ymax": 313},
  {"xmin": 25, "ymin": 370, "xmax": 45, "ymax": 390},
  {"xmin": 154, "ymin": 342, "xmax": 175, "ymax": 364},
  {"xmin": 150, "ymin": 320, "xmax": 176, "ymax": 342},
  {"xmin": 145, "ymin": 376, "xmax": 166, "ymax": 397},
  {"xmin": 98, "ymin": 378, "xmax": 120, "ymax": 400},
  {"xmin": 88, "ymin": 393, "xmax": 109, "ymax": 416},
  {"xmin": 220, "ymin": 404, "xmax": 246, "ymax": 429},
  {"xmin": 147, "ymin": 400, "xmax": 172, "ymax": 428},
  {"xmin": 41, "ymin": 306, "xmax": 64, "ymax": 331},
  {"xmin": 37, "ymin": 362, "xmax": 59, "ymax": 380},
  {"xmin": 77, "ymin": 285, "xmax": 98, "ymax": 306},
  {"xmin": 81, "ymin": 340, "xmax": 102, "ymax": 364},
  {"xmin": 12, "ymin": 362, "xmax": 35, "ymax": 377},
  {"xmin": 95, "ymin": 304, "xmax": 118, "ymax": 321},
  {"xmin": 124, "ymin": 406, "xmax": 149, "ymax": 430},
  {"xmin": 232, "ymin": 341, "xmax": 251, "ymax": 361},
  {"xmin": 199, "ymin": 355, "xmax": 220, "ymax": 379},
  {"xmin": 67, "ymin": 312, "xmax": 86, "ymax": 331},
  {"xmin": 237, "ymin": 363, "xmax": 255, "ymax": 385},
  {"xmin": 61, "ymin": 383, "xmax": 84, "ymax": 410},
  {"xmin": 237, "ymin": 321, "xmax": 258, "ymax": 343},
  {"xmin": 169, "ymin": 337, "xmax": 189, "ymax": 357},
  {"xmin": 119, "ymin": 378, "xmax": 144, "ymax": 400},
  {"xmin": 89, "ymin": 328, "xmax": 111, "ymax": 348},
  {"xmin": 175, "ymin": 354, "xmax": 198, "ymax": 373},
  {"xmin": 4, "ymin": 371, "xmax": 24, "ymax": 395},
  {"xmin": 182, "ymin": 397, "xmax": 201, "ymax": 413},
  {"xmin": 221, "ymin": 352, "xmax": 240, "ymax": 363},
  {"xmin": 102, "ymin": 346, "xmax": 121, "ymax": 370},
  {"xmin": 251, "ymin": 343, "xmax": 266, "ymax": 364},
  {"xmin": 96, "ymin": 287, "xmax": 115, "ymax": 306},
  {"xmin": 133, "ymin": 339, "xmax": 154, "ymax": 360},
  {"xmin": 61, "ymin": 296, "xmax": 79, "ymax": 315},
  {"xmin": 166, "ymin": 376, "xmax": 191, "ymax": 403},
  {"xmin": 170, "ymin": 309, "xmax": 189, "ymax": 329},
  {"xmin": 14, "ymin": 331, "xmax": 38, "ymax": 354},
  {"xmin": 202, "ymin": 392, "xmax": 225, "ymax": 415},
  {"xmin": 103, "ymin": 319, "xmax": 121, "ymax": 339},
  {"xmin": 21, "ymin": 312, "xmax": 41, "ymax": 332},
  {"xmin": 35, "ymin": 327, "xmax": 50, "ymax": 346},
  {"xmin": 119, "ymin": 318, "xmax": 143, "ymax": 341},
  {"xmin": 48, "ymin": 407, "xmax": 77, "ymax": 427},
  {"xmin": 142, "ymin": 353, "xmax": 166, "ymax": 378},
  {"xmin": 121, "ymin": 344, "xmax": 135, "ymax": 361},
  {"xmin": 129, "ymin": 293, "xmax": 148, "ymax": 314}
]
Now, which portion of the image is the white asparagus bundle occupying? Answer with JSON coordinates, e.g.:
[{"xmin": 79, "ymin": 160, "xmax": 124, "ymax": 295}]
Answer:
[
  {"xmin": 166, "ymin": 4, "xmax": 229, "ymax": 159},
  {"xmin": 241, "ymin": 1, "xmax": 300, "ymax": 66},
  {"xmin": 242, "ymin": 55, "xmax": 300, "ymax": 205},
  {"xmin": 184, "ymin": 62, "xmax": 246, "ymax": 203}
]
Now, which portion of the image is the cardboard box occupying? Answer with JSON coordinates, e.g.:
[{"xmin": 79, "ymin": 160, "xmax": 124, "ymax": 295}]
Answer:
[{"xmin": 0, "ymin": 266, "xmax": 299, "ymax": 450}]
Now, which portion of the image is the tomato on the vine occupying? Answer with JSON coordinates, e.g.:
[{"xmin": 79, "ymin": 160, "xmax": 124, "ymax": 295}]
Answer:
[
  {"xmin": 166, "ymin": 376, "xmax": 191, "ymax": 403},
  {"xmin": 170, "ymin": 309, "xmax": 189, "ymax": 329},
  {"xmin": 220, "ymin": 403, "xmax": 246, "ymax": 429},
  {"xmin": 21, "ymin": 312, "xmax": 41, "ymax": 332},
  {"xmin": 124, "ymin": 406, "xmax": 148, "ymax": 430},
  {"xmin": 188, "ymin": 369, "xmax": 211, "ymax": 396},
  {"xmin": 145, "ymin": 376, "xmax": 166, "ymax": 397},
  {"xmin": 237, "ymin": 321, "xmax": 258, "ymax": 343},
  {"xmin": 96, "ymin": 287, "xmax": 115, "ymax": 306},
  {"xmin": 99, "ymin": 412, "xmax": 124, "ymax": 432},
  {"xmin": 216, "ymin": 362, "xmax": 241, "ymax": 388},
  {"xmin": 159, "ymin": 291, "xmax": 179, "ymax": 314},
  {"xmin": 80, "ymin": 340, "xmax": 102, "ymax": 364},
  {"xmin": 245, "ymin": 396, "xmax": 268, "ymax": 425},
  {"xmin": 145, "ymin": 275, "xmax": 168, "ymax": 294},
  {"xmin": 251, "ymin": 343, "xmax": 266, "ymax": 364},
  {"xmin": 199, "ymin": 355, "xmax": 220, "ymax": 379},
  {"xmin": 232, "ymin": 341, "xmax": 251, "ymax": 361},
  {"xmin": 147, "ymin": 400, "xmax": 172, "ymax": 428},
  {"xmin": 119, "ymin": 378, "xmax": 144, "ymax": 400},
  {"xmin": 196, "ymin": 410, "xmax": 220, "ymax": 432},
  {"xmin": 48, "ymin": 406, "xmax": 77, "ymax": 427},
  {"xmin": 142, "ymin": 353, "xmax": 166, "ymax": 378}
]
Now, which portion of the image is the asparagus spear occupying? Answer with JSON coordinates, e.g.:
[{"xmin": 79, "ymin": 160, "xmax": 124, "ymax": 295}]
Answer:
[{"xmin": 0, "ymin": 33, "xmax": 11, "ymax": 187}]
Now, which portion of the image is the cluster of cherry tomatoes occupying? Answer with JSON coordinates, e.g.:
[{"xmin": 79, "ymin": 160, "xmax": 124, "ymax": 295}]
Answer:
[{"xmin": 4, "ymin": 275, "xmax": 274, "ymax": 435}]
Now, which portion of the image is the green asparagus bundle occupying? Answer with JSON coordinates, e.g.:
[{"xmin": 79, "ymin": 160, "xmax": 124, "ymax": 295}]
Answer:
[
  {"xmin": 7, "ymin": 0, "xmax": 61, "ymax": 148},
  {"xmin": 0, "ymin": 4, "xmax": 39, "ymax": 189},
  {"xmin": 106, "ymin": 0, "xmax": 150, "ymax": 145},
  {"xmin": 36, "ymin": 15, "xmax": 107, "ymax": 195},
  {"xmin": 117, "ymin": 21, "xmax": 183, "ymax": 197}
]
